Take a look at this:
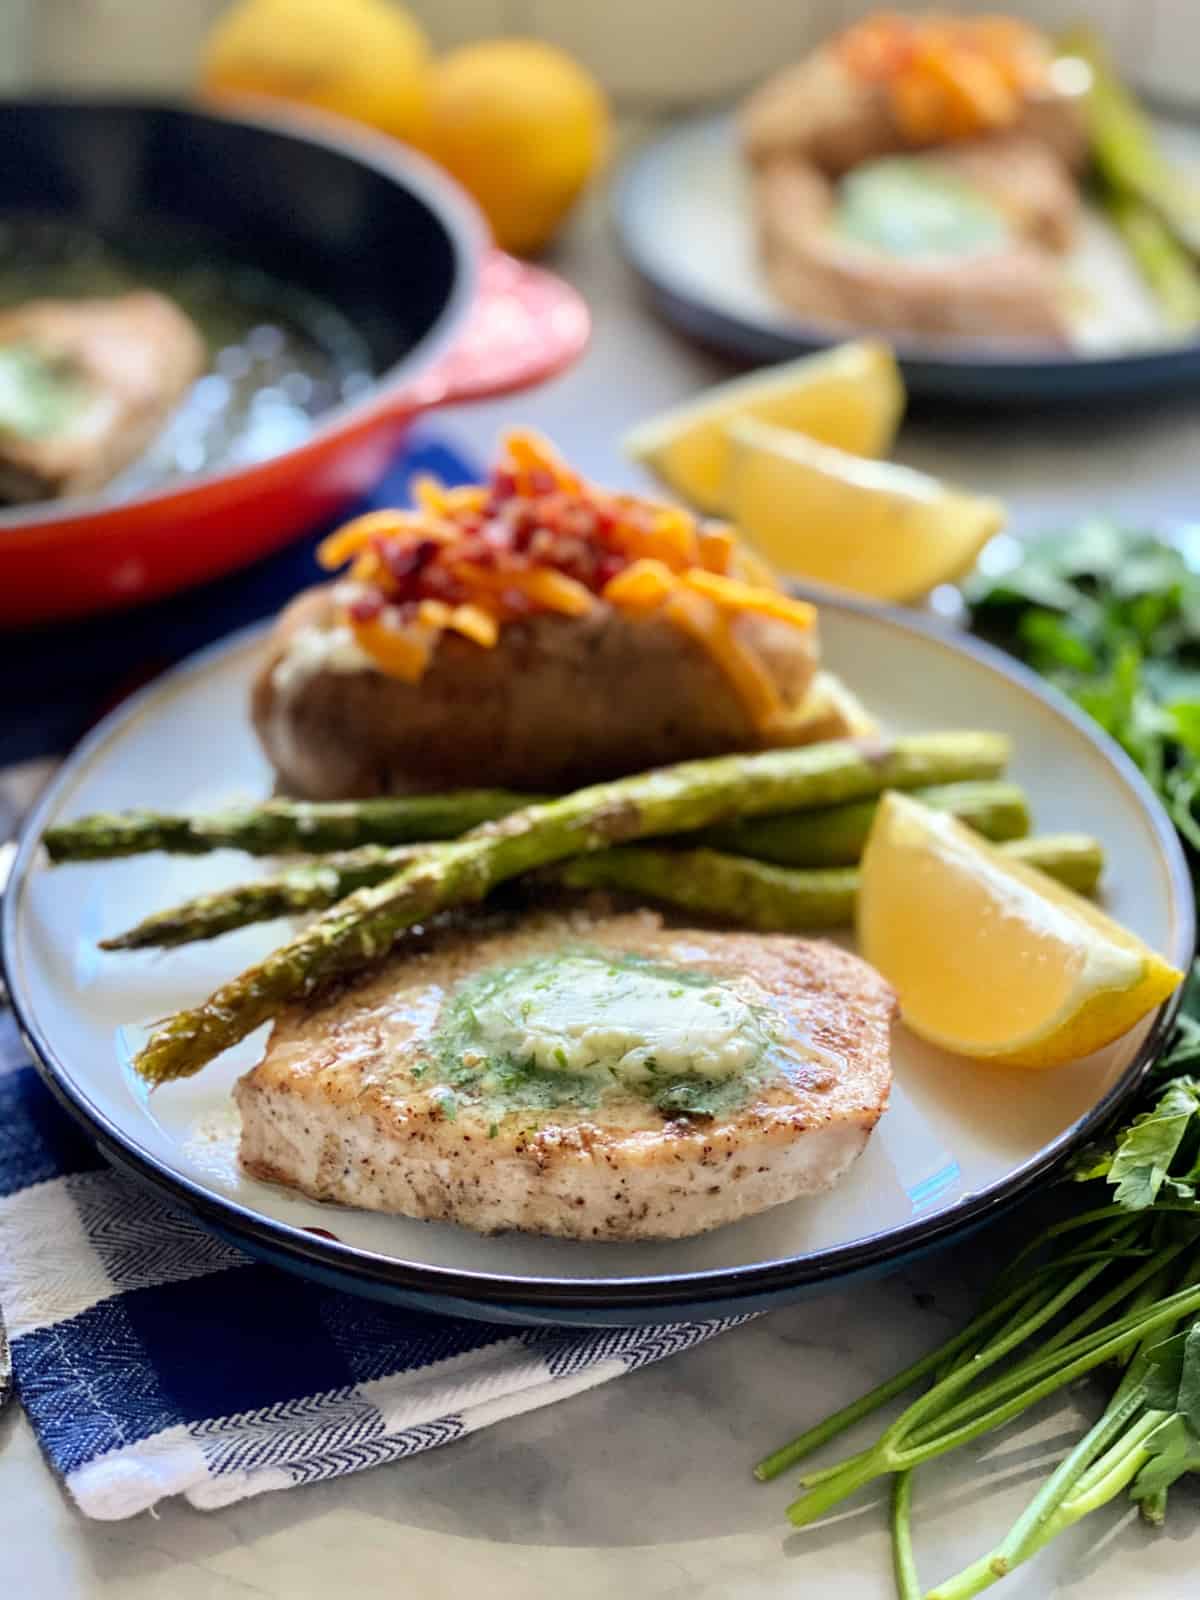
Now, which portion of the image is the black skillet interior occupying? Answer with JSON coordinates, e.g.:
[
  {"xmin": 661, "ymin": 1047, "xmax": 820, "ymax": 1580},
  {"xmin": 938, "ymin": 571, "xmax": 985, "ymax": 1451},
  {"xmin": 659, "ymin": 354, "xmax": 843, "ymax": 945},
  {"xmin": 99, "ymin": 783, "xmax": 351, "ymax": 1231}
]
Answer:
[{"xmin": 0, "ymin": 99, "xmax": 459, "ymax": 382}]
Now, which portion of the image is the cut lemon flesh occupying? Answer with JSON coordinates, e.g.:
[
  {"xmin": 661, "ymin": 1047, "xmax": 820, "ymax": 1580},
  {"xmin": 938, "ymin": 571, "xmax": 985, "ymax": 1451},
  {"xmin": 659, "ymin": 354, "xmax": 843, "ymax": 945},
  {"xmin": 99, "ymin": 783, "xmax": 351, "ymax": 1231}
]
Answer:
[
  {"xmin": 726, "ymin": 418, "xmax": 1004, "ymax": 603},
  {"xmin": 624, "ymin": 340, "xmax": 903, "ymax": 514},
  {"xmin": 858, "ymin": 792, "xmax": 1183, "ymax": 1069}
]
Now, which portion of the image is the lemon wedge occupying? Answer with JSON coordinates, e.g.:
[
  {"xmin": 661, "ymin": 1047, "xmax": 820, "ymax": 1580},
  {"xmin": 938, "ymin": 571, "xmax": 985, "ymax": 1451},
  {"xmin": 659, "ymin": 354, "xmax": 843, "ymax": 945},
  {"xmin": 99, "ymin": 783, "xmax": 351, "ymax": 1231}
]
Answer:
[
  {"xmin": 624, "ymin": 340, "xmax": 903, "ymax": 514},
  {"xmin": 858, "ymin": 792, "xmax": 1183, "ymax": 1069},
  {"xmin": 725, "ymin": 417, "xmax": 1004, "ymax": 602}
]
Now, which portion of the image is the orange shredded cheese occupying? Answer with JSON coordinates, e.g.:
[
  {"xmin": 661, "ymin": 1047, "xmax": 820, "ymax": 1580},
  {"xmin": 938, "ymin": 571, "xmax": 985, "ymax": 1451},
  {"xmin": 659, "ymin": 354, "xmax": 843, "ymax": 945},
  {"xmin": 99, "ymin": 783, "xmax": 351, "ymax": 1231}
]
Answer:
[
  {"xmin": 411, "ymin": 473, "xmax": 450, "ymax": 516},
  {"xmin": 505, "ymin": 428, "xmax": 583, "ymax": 495},
  {"xmin": 837, "ymin": 12, "xmax": 1054, "ymax": 144},
  {"xmin": 664, "ymin": 590, "xmax": 783, "ymax": 727},
  {"xmin": 416, "ymin": 599, "xmax": 453, "ymax": 628},
  {"xmin": 697, "ymin": 526, "xmax": 735, "ymax": 574},
  {"xmin": 316, "ymin": 429, "xmax": 816, "ymax": 719},
  {"xmin": 317, "ymin": 510, "xmax": 453, "ymax": 569},
  {"xmin": 519, "ymin": 568, "xmax": 595, "ymax": 617},
  {"xmin": 350, "ymin": 614, "xmax": 436, "ymax": 682},
  {"xmin": 447, "ymin": 604, "xmax": 499, "ymax": 648},
  {"xmin": 682, "ymin": 570, "xmax": 817, "ymax": 631},
  {"xmin": 451, "ymin": 562, "xmax": 596, "ymax": 617},
  {"xmin": 601, "ymin": 558, "xmax": 678, "ymax": 613}
]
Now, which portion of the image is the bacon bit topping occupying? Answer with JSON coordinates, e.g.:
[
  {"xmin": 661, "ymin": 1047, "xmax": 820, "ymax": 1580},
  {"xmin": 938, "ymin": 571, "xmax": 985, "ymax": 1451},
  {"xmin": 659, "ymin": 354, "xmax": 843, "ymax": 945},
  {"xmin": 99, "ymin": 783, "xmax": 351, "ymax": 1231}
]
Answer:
[
  {"xmin": 838, "ymin": 12, "xmax": 1055, "ymax": 144},
  {"xmin": 316, "ymin": 429, "xmax": 816, "ymax": 727}
]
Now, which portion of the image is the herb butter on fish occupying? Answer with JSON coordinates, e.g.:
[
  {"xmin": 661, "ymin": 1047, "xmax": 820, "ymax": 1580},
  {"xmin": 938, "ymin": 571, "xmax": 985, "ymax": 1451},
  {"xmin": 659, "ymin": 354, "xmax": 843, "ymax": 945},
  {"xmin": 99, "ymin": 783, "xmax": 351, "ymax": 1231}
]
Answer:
[
  {"xmin": 237, "ymin": 909, "xmax": 896, "ymax": 1241},
  {"xmin": 438, "ymin": 950, "xmax": 771, "ymax": 1087}
]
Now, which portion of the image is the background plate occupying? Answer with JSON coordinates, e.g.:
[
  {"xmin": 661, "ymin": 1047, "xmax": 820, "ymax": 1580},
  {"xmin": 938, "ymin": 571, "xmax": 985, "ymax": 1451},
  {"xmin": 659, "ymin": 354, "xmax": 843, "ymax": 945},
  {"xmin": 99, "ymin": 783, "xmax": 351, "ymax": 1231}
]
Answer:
[
  {"xmin": 4, "ymin": 602, "xmax": 1193, "ymax": 1324},
  {"xmin": 614, "ymin": 110, "xmax": 1200, "ymax": 405}
]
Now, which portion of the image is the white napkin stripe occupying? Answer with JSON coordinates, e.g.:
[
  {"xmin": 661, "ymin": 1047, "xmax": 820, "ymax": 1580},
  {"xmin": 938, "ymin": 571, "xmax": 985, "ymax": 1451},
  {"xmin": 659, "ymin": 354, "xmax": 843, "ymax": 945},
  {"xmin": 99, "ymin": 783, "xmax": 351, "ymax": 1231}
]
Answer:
[{"xmin": 0, "ymin": 1174, "xmax": 114, "ymax": 1335}]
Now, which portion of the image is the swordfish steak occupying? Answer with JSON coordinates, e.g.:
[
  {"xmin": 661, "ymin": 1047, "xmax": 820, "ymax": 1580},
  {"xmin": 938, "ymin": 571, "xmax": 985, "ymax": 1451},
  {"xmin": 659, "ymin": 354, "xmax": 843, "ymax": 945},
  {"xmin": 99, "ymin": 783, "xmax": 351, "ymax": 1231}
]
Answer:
[{"xmin": 236, "ymin": 910, "xmax": 896, "ymax": 1241}]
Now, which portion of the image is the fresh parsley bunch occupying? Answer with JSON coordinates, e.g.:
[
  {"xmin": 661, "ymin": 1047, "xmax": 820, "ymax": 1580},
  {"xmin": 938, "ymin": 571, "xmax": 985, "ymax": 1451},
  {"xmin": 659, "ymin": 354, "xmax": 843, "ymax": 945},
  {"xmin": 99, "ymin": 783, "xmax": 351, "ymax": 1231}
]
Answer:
[{"xmin": 968, "ymin": 521, "xmax": 1200, "ymax": 853}]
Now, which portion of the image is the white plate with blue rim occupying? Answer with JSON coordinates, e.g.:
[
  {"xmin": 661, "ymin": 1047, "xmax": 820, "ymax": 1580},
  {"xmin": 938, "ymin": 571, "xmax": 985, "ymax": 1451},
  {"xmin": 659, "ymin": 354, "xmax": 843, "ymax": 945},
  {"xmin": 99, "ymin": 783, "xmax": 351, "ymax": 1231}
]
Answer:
[
  {"xmin": 3, "ymin": 596, "xmax": 1193, "ymax": 1326},
  {"xmin": 614, "ymin": 110, "xmax": 1200, "ymax": 406}
]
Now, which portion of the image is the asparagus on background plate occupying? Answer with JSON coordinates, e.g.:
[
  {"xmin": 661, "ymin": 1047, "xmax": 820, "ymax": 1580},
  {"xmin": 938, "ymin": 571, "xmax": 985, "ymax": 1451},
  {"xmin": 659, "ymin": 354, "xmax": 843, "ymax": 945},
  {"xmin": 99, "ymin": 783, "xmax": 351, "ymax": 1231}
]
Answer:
[{"xmin": 1064, "ymin": 26, "xmax": 1200, "ymax": 331}]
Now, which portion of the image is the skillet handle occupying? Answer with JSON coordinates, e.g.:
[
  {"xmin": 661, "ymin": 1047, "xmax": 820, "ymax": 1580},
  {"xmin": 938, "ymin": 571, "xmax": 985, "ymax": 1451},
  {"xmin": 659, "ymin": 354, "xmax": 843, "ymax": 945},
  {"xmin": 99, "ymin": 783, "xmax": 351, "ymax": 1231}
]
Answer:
[{"xmin": 401, "ymin": 251, "xmax": 590, "ymax": 410}]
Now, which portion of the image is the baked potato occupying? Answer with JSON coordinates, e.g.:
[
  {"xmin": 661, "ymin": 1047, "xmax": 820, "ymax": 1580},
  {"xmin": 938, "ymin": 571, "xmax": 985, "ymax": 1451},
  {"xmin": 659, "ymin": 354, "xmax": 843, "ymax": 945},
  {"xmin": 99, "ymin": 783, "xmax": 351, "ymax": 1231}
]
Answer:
[
  {"xmin": 252, "ymin": 583, "xmax": 869, "ymax": 798},
  {"xmin": 251, "ymin": 431, "xmax": 874, "ymax": 799}
]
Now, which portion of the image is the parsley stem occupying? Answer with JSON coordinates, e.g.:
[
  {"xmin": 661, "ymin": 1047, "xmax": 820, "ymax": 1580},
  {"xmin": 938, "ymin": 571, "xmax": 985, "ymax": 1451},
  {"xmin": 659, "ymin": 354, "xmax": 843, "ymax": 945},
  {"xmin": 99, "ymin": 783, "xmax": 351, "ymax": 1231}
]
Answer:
[
  {"xmin": 754, "ymin": 1279, "xmax": 1046, "ymax": 1482},
  {"xmin": 1065, "ymin": 1409, "xmax": 1163, "ymax": 1508},
  {"xmin": 909, "ymin": 1238, "xmax": 1185, "ymax": 1447},
  {"xmin": 987, "ymin": 1205, "xmax": 1130, "ymax": 1285},
  {"xmin": 786, "ymin": 1274, "xmax": 1200, "ymax": 1526},
  {"xmin": 927, "ymin": 1406, "xmax": 1164, "ymax": 1600},
  {"xmin": 896, "ymin": 1281, "xmax": 1200, "ymax": 1471},
  {"xmin": 890, "ymin": 1471, "xmax": 921, "ymax": 1600},
  {"xmin": 989, "ymin": 1382, "xmax": 1148, "ymax": 1573},
  {"xmin": 876, "ymin": 1261, "xmax": 1113, "ymax": 1453},
  {"xmin": 1138, "ymin": 1485, "xmax": 1168, "ymax": 1525}
]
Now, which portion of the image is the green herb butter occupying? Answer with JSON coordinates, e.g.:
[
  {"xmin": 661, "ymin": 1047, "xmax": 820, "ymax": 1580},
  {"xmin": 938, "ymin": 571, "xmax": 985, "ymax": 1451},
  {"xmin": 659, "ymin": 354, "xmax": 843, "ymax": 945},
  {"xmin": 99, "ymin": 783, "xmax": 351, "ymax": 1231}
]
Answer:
[
  {"xmin": 836, "ymin": 157, "xmax": 1010, "ymax": 259},
  {"xmin": 425, "ymin": 949, "xmax": 779, "ymax": 1120},
  {"xmin": 0, "ymin": 343, "xmax": 91, "ymax": 440}
]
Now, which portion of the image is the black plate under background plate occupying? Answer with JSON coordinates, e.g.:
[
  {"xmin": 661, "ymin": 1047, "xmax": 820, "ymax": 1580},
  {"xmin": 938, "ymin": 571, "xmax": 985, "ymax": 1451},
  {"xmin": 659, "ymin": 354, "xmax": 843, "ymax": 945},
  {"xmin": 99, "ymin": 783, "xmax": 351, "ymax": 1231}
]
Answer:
[{"xmin": 613, "ymin": 110, "xmax": 1200, "ymax": 407}]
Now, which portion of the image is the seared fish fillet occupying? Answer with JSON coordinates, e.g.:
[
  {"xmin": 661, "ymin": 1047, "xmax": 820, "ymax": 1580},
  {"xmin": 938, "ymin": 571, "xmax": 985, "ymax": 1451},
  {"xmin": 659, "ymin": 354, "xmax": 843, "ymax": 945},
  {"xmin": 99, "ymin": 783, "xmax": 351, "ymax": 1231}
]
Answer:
[
  {"xmin": 752, "ymin": 158, "xmax": 1072, "ymax": 346},
  {"xmin": 237, "ymin": 910, "xmax": 896, "ymax": 1241},
  {"xmin": 0, "ymin": 291, "xmax": 205, "ymax": 502}
]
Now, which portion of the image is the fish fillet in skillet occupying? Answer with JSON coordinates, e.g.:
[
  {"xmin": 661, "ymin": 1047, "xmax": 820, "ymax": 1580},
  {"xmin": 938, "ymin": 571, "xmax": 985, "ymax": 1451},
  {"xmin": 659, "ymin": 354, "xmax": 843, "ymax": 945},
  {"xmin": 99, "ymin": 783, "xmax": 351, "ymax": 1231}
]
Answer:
[
  {"xmin": 237, "ymin": 910, "xmax": 896, "ymax": 1241},
  {"xmin": 0, "ymin": 291, "xmax": 205, "ymax": 502}
]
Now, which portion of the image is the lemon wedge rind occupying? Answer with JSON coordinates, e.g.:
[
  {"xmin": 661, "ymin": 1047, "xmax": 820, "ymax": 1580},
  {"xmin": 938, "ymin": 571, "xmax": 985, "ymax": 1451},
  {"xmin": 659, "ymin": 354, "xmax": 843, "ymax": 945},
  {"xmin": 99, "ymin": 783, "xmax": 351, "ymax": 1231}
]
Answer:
[
  {"xmin": 725, "ymin": 418, "xmax": 1005, "ymax": 603},
  {"xmin": 858, "ymin": 793, "xmax": 1183, "ymax": 1071},
  {"xmin": 624, "ymin": 339, "xmax": 904, "ymax": 513}
]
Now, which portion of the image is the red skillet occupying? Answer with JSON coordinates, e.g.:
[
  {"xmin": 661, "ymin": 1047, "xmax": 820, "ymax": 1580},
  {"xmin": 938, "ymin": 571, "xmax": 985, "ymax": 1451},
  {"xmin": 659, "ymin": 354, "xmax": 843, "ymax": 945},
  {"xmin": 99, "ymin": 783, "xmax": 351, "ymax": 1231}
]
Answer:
[{"xmin": 0, "ymin": 99, "xmax": 590, "ymax": 626}]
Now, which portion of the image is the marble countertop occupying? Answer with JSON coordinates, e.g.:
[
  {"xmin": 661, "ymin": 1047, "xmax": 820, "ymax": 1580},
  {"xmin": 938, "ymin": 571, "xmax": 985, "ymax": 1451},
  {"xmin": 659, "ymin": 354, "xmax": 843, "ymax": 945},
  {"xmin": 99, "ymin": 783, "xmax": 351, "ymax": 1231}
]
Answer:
[{"xmin": 5, "ymin": 132, "xmax": 1200, "ymax": 1600}]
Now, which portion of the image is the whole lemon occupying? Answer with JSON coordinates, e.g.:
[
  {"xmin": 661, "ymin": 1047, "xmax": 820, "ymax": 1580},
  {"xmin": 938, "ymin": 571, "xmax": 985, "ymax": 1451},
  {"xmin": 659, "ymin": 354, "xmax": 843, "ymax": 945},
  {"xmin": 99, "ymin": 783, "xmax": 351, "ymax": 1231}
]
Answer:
[
  {"xmin": 201, "ymin": 0, "xmax": 432, "ymax": 145},
  {"xmin": 425, "ymin": 40, "xmax": 610, "ymax": 255}
]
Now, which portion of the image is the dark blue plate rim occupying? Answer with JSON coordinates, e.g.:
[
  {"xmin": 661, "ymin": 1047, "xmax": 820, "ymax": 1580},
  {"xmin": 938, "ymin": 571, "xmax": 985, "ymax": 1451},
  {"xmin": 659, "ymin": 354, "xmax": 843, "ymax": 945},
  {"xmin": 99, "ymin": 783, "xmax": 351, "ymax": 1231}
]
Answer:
[
  {"xmin": 612, "ymin": 109, "xmax": 1200, "ymax": 403},
  {"xmin": 3, "ymin": 598, "xmax": 1193, "ymax": 1322}
]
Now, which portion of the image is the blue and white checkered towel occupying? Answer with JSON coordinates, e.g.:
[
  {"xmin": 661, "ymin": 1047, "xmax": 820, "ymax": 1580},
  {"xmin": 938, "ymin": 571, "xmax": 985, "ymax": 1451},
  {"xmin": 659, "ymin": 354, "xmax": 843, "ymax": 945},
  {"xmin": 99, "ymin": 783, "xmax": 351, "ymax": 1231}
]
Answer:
[{"xmin": 0, "ymin": 1013, "xmax": 740, "ymax": 1519}]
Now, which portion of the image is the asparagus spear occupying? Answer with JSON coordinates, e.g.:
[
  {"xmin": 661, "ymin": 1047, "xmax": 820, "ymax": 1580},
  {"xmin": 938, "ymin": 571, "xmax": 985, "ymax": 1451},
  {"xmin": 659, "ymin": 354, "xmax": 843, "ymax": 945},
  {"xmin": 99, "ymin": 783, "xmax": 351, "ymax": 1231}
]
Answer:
[
  {"xmin": 131, "ymin": 730, "xmax": 1009, "ymax": 1083},
  {"xmin": 101, "ymin": 844, "xmax": 428, "ymax": 950},
  {"xmin": 694, "ymin": 780, "xmax": 1029, "ymax": 867},
  {"xmin": 103, "ymin": 777, "xmax": 1031, "ymax": 950},
  {"xmin": 1065, "ymin": 28, "xmax": 1200, "ymax": 257},
  {"xmin": 43, "ymin": 790, "xmax": 540, "ymax": 861},
  {"xmin": 1101, "ymin": 193, "xmax": 1200, "ymax": 332},
  {"xmin": 557, "ymin": 834, "xmax": 1105, "ymax": 930}
]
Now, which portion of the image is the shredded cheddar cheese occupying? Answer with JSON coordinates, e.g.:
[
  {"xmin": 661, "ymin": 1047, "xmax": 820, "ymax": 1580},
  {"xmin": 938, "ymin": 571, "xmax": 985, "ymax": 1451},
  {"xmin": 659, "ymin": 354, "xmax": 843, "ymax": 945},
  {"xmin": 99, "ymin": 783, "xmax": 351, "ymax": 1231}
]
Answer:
[
  {"xmin": 349, "ymin": 614, "xmax": 436, "ymax": 682},
  {"xmin": 697, "ymin": 526, "xmax": 735, "ymax": 574},
  {"xmin": 447, "ymin": 604, "xmax": 499, "ymax": 648},
  {"xmin": 664, "ymin": 589, "xmax": 784, "ymax": 727},
  {"xmin": 317, "ymin": 429, "xmax": 817, "ymax": 727},
  {"xmin": 601, "ymin": 558, "xmax": 677, "ymax": 612},
  {"xmin": 837, "ymin": 12, "xmax": 1056, "ymax": 145},
  {"xmin": 682, "ymin": 570, "xmax": 817, "ymax": 630}
]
